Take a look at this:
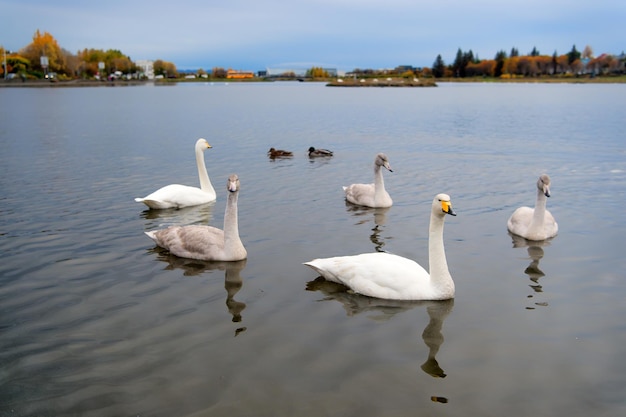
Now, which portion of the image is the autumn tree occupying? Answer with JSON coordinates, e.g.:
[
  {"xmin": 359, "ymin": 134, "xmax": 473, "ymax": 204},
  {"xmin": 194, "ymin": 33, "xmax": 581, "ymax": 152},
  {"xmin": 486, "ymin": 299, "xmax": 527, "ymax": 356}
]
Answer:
[
  {"xmin": 19, "ymin": 30, "xmax": 66, "ymax": 75},
  {"xmin": 211, "ymin": 67, "xmax": 228, "ymax": 78},
  {"xmin": 76, "ymin": 48, "xmax": 134, "ymax": 77},
  {"xmin": 588, "ymin": 54, "xmax": 619, "ymax": 75},
  {"xmin": 582, "ymin": 45, "xmax": 594, "ymax": 60},
  {"xmin": 154, "ymin": 60, "xmax": 178, "ymax": 77},
  {"xmin": 465, "ymin": 59, "xmax": 495, "ymax": 77},
  {"xmin": 306, "ymin": 66, "xmax": 329, "ymax": 78}
]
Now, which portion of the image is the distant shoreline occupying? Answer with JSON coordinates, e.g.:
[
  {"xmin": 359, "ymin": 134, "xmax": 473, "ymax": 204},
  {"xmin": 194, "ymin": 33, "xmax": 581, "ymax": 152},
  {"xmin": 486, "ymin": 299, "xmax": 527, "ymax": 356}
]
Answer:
[
  {"xmin": 2, "ymin": 75, "xmax": 625, "ymax": 88},
  {"xmin": 0, "ymin": 79, "xmax": 154, "ymax": 88}
]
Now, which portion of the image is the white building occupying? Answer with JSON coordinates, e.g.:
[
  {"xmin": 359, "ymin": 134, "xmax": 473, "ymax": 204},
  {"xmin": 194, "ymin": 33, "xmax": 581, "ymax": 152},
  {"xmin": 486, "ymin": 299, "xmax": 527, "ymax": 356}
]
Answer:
[{"xmin": 135, "ymin": 60, "xmax": 155, "ymax": 80}]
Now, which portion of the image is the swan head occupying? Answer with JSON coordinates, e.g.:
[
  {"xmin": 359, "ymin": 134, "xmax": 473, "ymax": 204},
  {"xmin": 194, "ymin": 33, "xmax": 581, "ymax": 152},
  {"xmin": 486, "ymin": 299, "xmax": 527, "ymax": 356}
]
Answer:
[
  {"xmin": 227, "ymin": 174, "xmax": 240, "ymax": 193},
  {"xmin": 537, "ymin": 174, "xmax": 551, "ymax": 197},
  {"xmin": 196, "ymin": 138, "xmax": 212, "ymax": 151},
  {"xmin": 375, "ymin": 153, "xmax": 393, "ymax": 172},
  {"xmin": 434, "ymin": 193, "xmax": 456, "ymax": 217}
]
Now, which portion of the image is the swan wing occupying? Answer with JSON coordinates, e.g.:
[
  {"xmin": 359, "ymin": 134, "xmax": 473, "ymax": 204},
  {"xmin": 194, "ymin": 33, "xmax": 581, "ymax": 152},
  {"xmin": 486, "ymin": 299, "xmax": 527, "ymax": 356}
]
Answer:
[
  {"xmin": 507, "ymin": 206, "xmax": 532, "ymax": 235},
  {"xmin": 343, "ymin": 183, "xmax": 376, "ymax": 207},
  {"xmin": 136, "ymin": 184, "xmax": 216, "ymax": 209},
  {"xmin": 304, "ymin": 253, "xmax": 431, "ymax": 300},
  {"xmin": 146, "ymin": 225, "xmax": 224, "ymax": 261}
]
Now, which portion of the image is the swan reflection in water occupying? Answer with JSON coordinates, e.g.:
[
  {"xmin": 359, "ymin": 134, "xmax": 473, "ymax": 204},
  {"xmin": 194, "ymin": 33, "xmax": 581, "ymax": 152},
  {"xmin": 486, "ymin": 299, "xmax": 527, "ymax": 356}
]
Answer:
[
  {"xmin": 140, "ymin": 202, "xmax": 216, "ymax": 226},
  {"xmin": 345, "ymin": 203, "xmax": 391, "ymax": 252},
  {"xmin": 150, "ymin": 248, "xmax": 248, "ymax": 332},
  {"xmin": 509, "ymin": 233, "xmax": 553, "ymax": 309},
  {"xmin": 306, "ymin": 278, "xmax": 454, "ymax": 380}
]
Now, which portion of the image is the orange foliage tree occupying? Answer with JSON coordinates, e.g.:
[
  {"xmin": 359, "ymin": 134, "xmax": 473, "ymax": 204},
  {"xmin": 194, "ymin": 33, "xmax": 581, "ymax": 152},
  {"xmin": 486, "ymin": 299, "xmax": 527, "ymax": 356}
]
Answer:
[{"xmin": 19, "ymin": 30, "xmax": 66, "ymax": 74}]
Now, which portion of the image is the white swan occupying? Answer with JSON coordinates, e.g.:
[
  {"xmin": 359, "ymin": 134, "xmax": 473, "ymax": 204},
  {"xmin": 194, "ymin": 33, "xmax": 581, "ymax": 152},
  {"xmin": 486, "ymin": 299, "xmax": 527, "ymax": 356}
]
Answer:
[
  {"xmin": 304, "ymin": 194, "xmax": 456, "ymax": 300},
  {"xmin": 144, "ymin": 174, "xmax": 247, "ymax": 261},
  {"xmin": 343, "ymin": 153, "xmax": 393, "ymax": 208},
  {"xmin": 135, "ymin": 138, "xmax": 216, "ymax": 209},
  {"xmin": 507, "ymin": 174, "xmax": 558, "ymax": 241}
]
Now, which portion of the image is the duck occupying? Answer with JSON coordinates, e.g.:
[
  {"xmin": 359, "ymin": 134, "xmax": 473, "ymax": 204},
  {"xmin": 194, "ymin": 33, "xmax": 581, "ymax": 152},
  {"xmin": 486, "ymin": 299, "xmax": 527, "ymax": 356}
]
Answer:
[
  {"xmin": 343, "ymin": 153, "xmax": 393, "ymax": 208},
  {"xmin": 507, "ymin": 174, "xmax": 558, "ymax": 241},
  {"xmin": 308, "ymin": 147, "xmax": 333, "ymax": 157},
  {"xmin": 144, "ymin": 174, "xmax": 247, "ymax": 262},
  {"xmin": 135, "ymin": 138, "xmax": 216, "ymax": 209},
  {"xmin": 268, "ymin": 147, "xmax": 293, "ymax": 158},
  {"xmin": 304, "ymin": 193, "xmax": 457, "ymax": 300}
]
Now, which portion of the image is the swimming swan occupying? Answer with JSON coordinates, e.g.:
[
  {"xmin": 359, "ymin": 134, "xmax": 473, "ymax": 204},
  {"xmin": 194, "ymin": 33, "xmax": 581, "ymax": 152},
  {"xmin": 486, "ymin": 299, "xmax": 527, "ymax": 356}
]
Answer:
[
  {"xmin": 144, "ymin": 174, "xmax": 247, "ymax": 262},
  {"xmin": 507, "ymin": 174, "xmax": 558, "ymax": 241},
  {"xmin": 304, "ymin": 194, "xmax": 457, "ymax": 300},
  {"xmin": 343, "ymin": 153, "xmax": 393, "ymax": 208},
  {"xmin": 135, "ymin": 138, "xmax": 216, "ymax": 209}
]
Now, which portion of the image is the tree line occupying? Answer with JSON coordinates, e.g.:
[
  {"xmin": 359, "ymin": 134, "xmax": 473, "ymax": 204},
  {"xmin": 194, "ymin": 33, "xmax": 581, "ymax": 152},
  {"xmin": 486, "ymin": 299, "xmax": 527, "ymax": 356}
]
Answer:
[
  {"xmin": 2, "ymin": 30, "xmax": 624, "ymax": 81},
  {"xmin": 431, "ymin": 45, "xmax": 624, "ymax": 78},
  {"xmin": 1, "ymin": 30, "xmax": 178, "ymax": 80}
]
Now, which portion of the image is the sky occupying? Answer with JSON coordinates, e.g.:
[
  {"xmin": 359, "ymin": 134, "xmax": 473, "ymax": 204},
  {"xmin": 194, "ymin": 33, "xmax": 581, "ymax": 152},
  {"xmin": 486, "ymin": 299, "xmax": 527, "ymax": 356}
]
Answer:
[{"xmin": 2, "ymin": 0, "xmax": 625, "ymax": 72}]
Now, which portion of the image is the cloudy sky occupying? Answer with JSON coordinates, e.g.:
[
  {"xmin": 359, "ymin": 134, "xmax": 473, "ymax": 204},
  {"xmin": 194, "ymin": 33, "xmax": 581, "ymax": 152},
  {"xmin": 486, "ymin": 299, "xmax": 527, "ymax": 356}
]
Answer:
[{"xmin": 2, "ymin": 0, "xmax": 624, "ymax": 71}]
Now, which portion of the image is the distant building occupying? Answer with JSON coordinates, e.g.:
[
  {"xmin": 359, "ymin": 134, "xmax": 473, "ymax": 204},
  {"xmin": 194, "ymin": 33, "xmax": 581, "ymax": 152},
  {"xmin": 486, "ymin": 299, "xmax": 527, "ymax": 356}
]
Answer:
[
  {"xmin": 226, "ymin": 69, "xmax": 255, "ymax": 79},
  {"xmin": 135, "ymin": 60, "xmax": 155, "ymax": 79},
  {"xmin": 265, "ymin": 68, "xmax": 306, "ymax": 77}
]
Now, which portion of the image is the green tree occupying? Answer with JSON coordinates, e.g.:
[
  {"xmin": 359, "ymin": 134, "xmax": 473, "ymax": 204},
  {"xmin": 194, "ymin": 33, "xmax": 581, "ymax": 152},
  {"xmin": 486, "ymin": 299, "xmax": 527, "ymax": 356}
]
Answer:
[
  {"xmin": 494, "ymin": 50, "xmax": 507, "ymax": 77},
  {"xmin": 432, "ymin": 54, "xmax": 445, "ymax": 78},
  {"xmin": 567, "ymin": 45, "xmax": 581, "ymax": 65},
  {"xmin": 452, "ymin": 48, "xmax": 463, "ymax": 77}
]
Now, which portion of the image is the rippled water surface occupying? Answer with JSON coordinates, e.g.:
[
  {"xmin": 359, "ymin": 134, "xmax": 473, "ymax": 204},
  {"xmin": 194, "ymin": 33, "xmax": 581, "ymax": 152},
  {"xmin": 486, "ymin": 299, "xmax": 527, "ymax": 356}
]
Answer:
[{"xmin": 1, "ymin": 82, "xmax": 625, "ymax": 416}]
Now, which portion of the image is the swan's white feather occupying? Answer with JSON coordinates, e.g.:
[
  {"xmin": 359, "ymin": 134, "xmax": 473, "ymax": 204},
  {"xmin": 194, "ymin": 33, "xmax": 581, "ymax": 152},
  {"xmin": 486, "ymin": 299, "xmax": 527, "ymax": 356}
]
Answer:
[
  {"xmin": 135, "ymin": 184, "xmax": 215, "ymax": 209},
  {"xmin": 305, "ymin": 194, "xmax": 456, "ymax": 301},
  {"xmin": 136, "ymin": 138, "xmax": 216, "ymax": 209},
  {"xmin": 507, "ymin": 174, "xmax": 558, "ymax": 241}
]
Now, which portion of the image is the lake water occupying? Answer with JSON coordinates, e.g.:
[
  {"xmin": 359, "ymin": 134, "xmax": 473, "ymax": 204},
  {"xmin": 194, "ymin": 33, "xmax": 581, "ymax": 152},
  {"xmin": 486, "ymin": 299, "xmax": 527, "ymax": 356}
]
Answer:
[{"xmin": 1, "ymin": 81, "xmax": 625, "ymax": 417}]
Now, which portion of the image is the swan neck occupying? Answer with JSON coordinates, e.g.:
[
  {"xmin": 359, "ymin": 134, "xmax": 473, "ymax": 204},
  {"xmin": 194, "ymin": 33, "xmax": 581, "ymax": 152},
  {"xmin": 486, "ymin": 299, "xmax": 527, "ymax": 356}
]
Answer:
[
  {"xmin": 428, "ymin": 213, "xmax": 451, "ymax": 286},
  {"xmin": 196, "ymin": 148, "xmax": 214, "ymax": 193},
  {"xmin": 374, "ymin": 165, "xmax": 385, "ymax": 197},
  {"xmin": 532, "ymin": 189, "xmax": 547, "ymax": 225},
  {"xmin": 223, "ymin": 191, "xmax": 241, "ymax": 249}
]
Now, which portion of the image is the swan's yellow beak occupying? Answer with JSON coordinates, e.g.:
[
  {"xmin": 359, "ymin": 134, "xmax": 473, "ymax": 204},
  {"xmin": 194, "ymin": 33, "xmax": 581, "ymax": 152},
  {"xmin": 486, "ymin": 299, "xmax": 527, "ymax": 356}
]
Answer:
[
  {"xmin": 441, "ymin": 200, "xmax": 456, "ymax": 216},
  {"xmin": 206, "ymin": 143, "xmax": 212, "ymax": 149}
]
